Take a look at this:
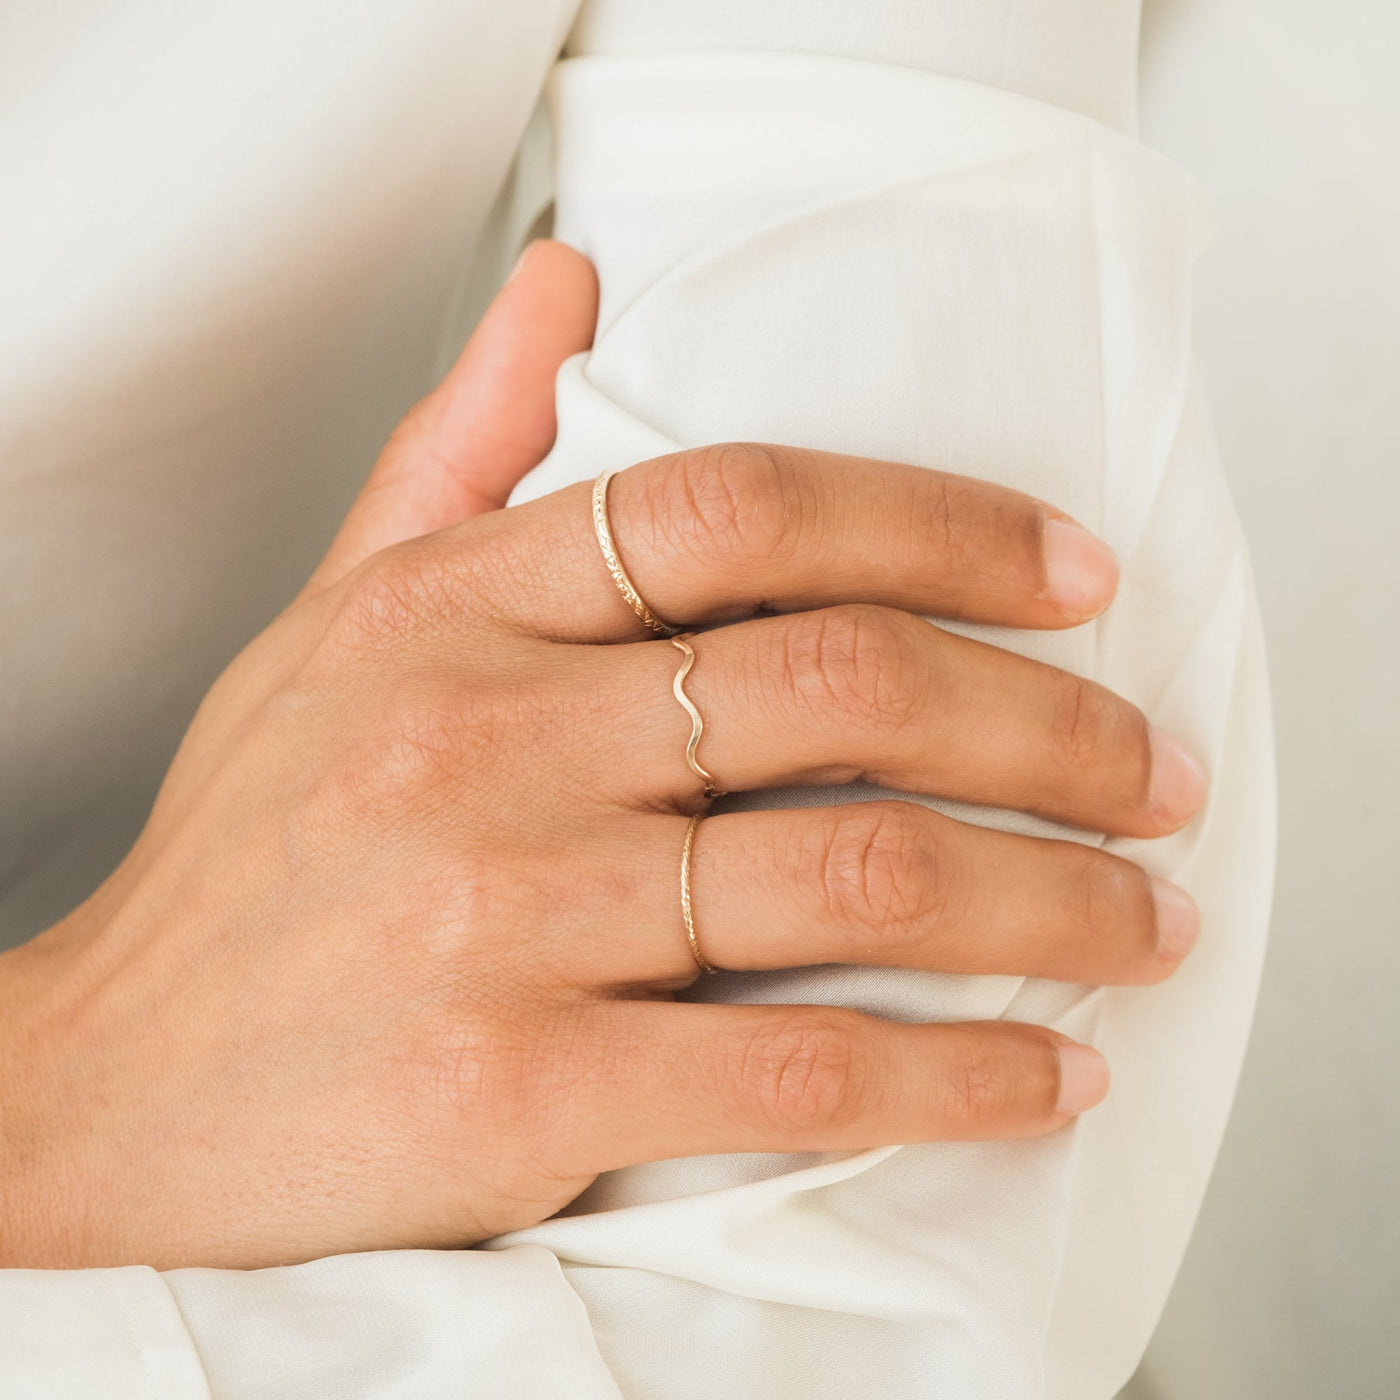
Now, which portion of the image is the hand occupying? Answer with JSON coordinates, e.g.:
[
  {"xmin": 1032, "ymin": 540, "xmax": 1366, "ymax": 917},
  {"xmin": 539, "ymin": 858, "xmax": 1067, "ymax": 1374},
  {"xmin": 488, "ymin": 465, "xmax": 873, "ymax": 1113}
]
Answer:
[{"xmin": 0, "ymin": 242, "xmax": 1205, "ymax": 1271}]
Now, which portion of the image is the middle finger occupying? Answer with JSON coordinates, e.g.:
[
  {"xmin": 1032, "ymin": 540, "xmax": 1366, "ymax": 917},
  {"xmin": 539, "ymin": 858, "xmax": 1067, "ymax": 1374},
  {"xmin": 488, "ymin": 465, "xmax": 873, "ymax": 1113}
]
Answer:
[{"xmin": 590, "ymin": 604, "xmax": 1206, "ymax": 838}]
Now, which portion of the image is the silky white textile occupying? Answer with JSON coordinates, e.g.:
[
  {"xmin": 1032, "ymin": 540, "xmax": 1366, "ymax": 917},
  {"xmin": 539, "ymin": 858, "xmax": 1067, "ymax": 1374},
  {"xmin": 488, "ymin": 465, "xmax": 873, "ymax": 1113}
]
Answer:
[{"xmin": 0, "ymin": 2, "xmax": 1274, "ymax": 1397}]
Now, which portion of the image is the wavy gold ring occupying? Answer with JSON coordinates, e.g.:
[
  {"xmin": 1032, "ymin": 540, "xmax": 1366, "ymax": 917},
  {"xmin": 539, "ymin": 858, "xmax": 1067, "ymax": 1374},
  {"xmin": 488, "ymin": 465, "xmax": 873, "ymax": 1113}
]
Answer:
[
  {"xmin": 670, "ymin": 634, "xmax": 726, "ymax": 799},
  {"xmin": 592, "ymin": 470, "xmax": 678, "ymax": 636}
]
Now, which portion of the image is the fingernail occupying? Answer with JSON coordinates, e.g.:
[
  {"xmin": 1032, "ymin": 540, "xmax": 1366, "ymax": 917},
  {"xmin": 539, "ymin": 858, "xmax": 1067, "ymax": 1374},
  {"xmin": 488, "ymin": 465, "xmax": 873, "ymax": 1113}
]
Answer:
[
  {"xmin": 1150, "ymin": 876, "xmax": 1201, "ymax": 962},
  {"xmin": 1055, "ymin": 1043, "xmax": 1111, "ymax": 1115},
  {"xmin": 1041, "ymin": 519, "xmax": 1119, "ymax": 618},
  {"xmin": 1147, "ymin": 727, "xmax": 1208, "ymax": 826}
]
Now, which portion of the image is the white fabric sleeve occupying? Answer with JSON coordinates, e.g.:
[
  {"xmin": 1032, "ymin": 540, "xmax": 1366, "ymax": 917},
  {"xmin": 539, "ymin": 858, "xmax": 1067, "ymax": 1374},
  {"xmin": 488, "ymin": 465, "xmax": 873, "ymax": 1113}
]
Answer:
[
  {"xmin": 161, "ymin": 1247, "xmax": 623, "ymax": 1400},
  {"xmin": 0, "ymin": 1248, "xmax": 623, "ymax": 1400},
  {"xmin": 0, "ymin": 1268, "xmax": 210, "ymax": 1399},
  {"xmin": 487, "ymin": 4, "xmax": 1276, "ymax": 1399}
]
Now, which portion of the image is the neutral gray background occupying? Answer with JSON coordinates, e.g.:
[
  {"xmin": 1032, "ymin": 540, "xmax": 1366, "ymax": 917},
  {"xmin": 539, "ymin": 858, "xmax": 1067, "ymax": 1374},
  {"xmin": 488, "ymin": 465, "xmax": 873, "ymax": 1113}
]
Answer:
[{"xmin": 1124, "ymin": 0, "xmax": 1400, "ymax": 1395}]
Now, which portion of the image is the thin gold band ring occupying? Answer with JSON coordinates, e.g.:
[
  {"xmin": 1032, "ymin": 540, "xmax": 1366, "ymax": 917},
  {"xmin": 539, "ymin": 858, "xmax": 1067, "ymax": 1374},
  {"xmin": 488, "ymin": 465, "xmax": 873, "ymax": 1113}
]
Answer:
[
  {"xmin": 591, "ymin": 470, "xmax": 678, "ymax": 637},
  {"xmin": 671, "ymin": 634, "xmax": 726, "ymax": 800},
  {"xmin": 680, "ymin": 813, "xmax": 716, "ymax": 974}
]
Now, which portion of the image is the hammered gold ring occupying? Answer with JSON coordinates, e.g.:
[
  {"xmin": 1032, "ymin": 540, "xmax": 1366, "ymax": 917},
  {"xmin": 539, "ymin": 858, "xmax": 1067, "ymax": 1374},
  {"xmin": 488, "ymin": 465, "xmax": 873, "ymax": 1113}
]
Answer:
[
  {"xmin": 670, "ymin": 634, "xmax": 726, "ymax": 800},
  {"xmin": 679, "ymin": 813, "xmax": 716, "ymax": 974},
  {"xmin": 592, "ymin": 470, "xmax": 678, "ymax": 637}
]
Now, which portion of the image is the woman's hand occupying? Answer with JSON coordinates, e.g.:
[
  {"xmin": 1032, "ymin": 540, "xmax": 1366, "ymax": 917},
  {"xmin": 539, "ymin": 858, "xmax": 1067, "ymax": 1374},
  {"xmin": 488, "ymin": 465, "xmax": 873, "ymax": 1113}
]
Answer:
[{"xmin": 0, "ymin": 243, "xmax": 1204, "ymax": 1271}]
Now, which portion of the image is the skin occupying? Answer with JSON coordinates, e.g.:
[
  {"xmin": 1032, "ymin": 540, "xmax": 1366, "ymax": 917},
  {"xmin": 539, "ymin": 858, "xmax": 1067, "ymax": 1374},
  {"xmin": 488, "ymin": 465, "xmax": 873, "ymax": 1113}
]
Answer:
[{"xmin": 0, "ymin": 242, "xmax": 1205, "ymax": 1271}]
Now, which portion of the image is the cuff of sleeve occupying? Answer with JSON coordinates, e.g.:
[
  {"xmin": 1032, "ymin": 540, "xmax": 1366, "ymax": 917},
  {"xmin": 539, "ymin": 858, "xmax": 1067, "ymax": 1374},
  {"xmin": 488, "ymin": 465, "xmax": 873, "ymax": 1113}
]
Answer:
[
  {"xmin": 0, "ymin": 1266, "xmax": 210, "ymax": 1400},
  {"xmin": 164, "ymin": 1244, "xmax": 623, "ymax": 1399}
]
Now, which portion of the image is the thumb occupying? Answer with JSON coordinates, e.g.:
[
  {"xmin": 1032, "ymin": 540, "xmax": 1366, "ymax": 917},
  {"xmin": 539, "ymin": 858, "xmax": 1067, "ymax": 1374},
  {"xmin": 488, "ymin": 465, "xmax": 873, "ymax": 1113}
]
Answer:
[{"xmin": 308, "ymin": 239, "xmax": 598, "ymax": 593}]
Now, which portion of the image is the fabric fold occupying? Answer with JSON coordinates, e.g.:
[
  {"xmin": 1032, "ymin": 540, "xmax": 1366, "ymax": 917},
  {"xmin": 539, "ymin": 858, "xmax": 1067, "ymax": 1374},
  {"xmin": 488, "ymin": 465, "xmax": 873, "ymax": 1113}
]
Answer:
[
  {"xmin": 164, "ymin": 1246, "xmax": 624, "ymax": 1400},
  {"xmin": 0, "ymin": 1267, "xmax": 212, "ymax": 1400}
]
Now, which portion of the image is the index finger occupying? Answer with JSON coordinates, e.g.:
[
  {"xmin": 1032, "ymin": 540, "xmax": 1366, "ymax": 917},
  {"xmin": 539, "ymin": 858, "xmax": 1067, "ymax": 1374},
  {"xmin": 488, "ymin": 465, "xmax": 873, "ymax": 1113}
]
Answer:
[{"xmin": 463, "ymin": 442, "xmax": 1118, "ymax": 642}]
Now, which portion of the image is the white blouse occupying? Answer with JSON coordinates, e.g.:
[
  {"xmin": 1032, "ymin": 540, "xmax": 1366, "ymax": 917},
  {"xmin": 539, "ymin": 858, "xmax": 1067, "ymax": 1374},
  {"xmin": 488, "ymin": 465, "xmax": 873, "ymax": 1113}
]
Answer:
[{"xmin": 0, "ymin": 2, "xmax": 1274, "ymax": 1397}]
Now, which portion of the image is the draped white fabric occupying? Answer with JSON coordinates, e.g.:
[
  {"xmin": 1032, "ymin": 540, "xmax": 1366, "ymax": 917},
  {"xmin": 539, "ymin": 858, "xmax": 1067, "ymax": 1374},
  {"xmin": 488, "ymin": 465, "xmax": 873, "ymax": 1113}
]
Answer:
[
  {"xmin": 492, "ymin": 51, "xmax": 1275, "ymax": 1400},
  {"xmin": 0, "ymin": 3, "xmax": 1274, "ymax": 1397}
]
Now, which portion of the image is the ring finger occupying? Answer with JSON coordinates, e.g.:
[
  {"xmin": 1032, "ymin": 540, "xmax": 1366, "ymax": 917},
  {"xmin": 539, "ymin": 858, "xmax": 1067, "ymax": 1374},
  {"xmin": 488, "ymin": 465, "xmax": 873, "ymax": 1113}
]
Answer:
[{"xmin": 587, "ymin": 806, "xmax": 1198, "ymax": 989}]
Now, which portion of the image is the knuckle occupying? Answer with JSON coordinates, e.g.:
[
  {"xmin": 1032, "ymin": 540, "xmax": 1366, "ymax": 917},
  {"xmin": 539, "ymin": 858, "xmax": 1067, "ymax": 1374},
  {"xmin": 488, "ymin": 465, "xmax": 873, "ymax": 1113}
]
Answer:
[
  {"xmin": 375, "ymin": 696, "xmax": 471, "ymax": 796},
  {"xmin": 343, "ymin": 693, "xmax": 470, "ymax": 809},
  {"xmin": 336, "ymin": 685, "xmax": 510, "ymax": 816},
  {"xmin": 415, "ymin": 1021, "xmax": 508, "ymax": 1118},
  {"xmin": 775, "ymin": 605, "xmax": 923, "ymax": 731},
  {"xmin": 736, "ymin": 1010, "xmax": 866, "ymax": 1133},
  {"xmin": 1077, "ymin": 851, "xmax": 1173, "ymax": 981},
  {"xmin": 1048, "ymin": 673, "xmax": 1120, "ymax": 772},
  {"xmin": 662, "ymin": 442, "xmax": 794, "ymax": 570},
  {"xmin": 925, "ymin": 473, "xmax": 978, "ymax": 561},
  {"xmin": 1075, "ymin": 850, "xmax": 1146, "ymax": 946},
  {"xmin": 923, "ymin": 472, "xmax": 1046, "ymax": 588},
  {"xmin": 334, "ymin": 546, "xmax": 455, "ymax": 649},
  {"xmin": 814, "ymin": 803, "xmax": 944, "ymax": 945},
  {"xmin": 937, "ymin": 1030, "xmax": 1013, "ymax": 1127},
  {"xmin": 412, "ymin": 999, "xmax": 563, "ymax": 1132}
]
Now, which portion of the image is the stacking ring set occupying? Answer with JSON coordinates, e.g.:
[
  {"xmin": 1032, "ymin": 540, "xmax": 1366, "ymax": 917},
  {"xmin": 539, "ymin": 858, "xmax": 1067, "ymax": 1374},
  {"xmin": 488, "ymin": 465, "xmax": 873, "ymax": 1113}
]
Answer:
[{"xmin": 592, "ymin": 470, "xmax": 721, "ymax": 975}]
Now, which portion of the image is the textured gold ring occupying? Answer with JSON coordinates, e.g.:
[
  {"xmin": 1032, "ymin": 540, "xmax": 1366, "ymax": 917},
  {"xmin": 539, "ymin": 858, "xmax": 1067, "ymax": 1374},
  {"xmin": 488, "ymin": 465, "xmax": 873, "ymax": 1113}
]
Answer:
[
  {"xmin": 592, "ymin": 470, "xmax": 678, "ymax": 636},
  {"xmin": 680, "ymin": 813, "xmax": 716, "ymax": 974},
  {"xmin": 671, "ymin": 633, "xmax": 726, "ymax": 799}
]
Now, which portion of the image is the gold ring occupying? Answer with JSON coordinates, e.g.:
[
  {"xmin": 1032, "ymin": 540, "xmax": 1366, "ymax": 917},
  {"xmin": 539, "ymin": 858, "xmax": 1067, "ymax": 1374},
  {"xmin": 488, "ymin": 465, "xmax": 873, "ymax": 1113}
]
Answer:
[
  {"xmin": 592, "ymin": 470, "xmax": 678, "ymax": 636},
  {"xmin": 671, "ymin": 633, "xmax": 726, "ymax": 799},
  {"xmin": 680, "ymin": 813, "xmax": 716, "ymax": 974}
]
